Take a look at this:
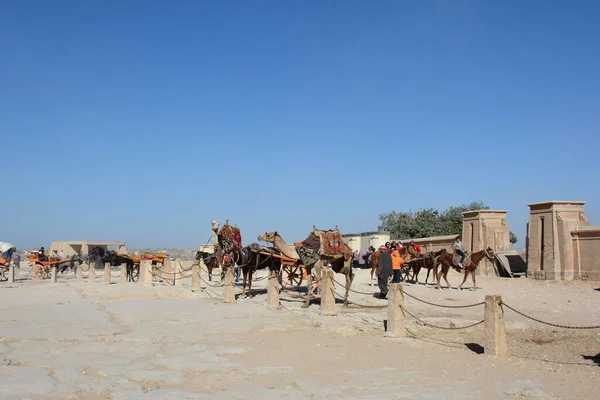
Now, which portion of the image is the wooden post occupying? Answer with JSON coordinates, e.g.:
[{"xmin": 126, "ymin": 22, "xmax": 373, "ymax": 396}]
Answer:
[
  {"xmin": 103, "ymin": 263, "xmax": 111, "ymax": 285},
  {"xmin": 120, "ymin": 264, "xmax": 127, "ymax": 283},
  {"xmin": 8, "ymin": 262, "xmax": 15, "ymax": 283},
  {"xmin": 191, "ymin": 262, "xmax": 201, "ymax": 292},
  {"xmin": 484, "ymin": 295, "xmax": 508, "ymax": 357},
  {"xmin": 385, "ymin": 283, "xmax": 406, "ymax": 337},
  {"xmin": 140, "ymin": 259, "xmax": 152, "ymax": 287},
  {"xmin": 224, "ymin": 267, "xmax": 235, "ymax": 303},
  {"xmin": 174, "ymin": 258, "xmax": 182, "ymax": 286},
  {"xmin": 50, "ymin": 265, "xmax": 57, "ymax": 283},
  {"xmin": 266, "ymin": 269, "xmax": 280, "ymax": 310},
  {"xmin": 320, "ymin": 269, "xmax": 336, "ymax": 315}
]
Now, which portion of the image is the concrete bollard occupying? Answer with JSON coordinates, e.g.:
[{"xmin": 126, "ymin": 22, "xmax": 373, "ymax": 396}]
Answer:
[
  {"xmin": 8, "ymin": 262, "xmax": 15, "ymax": 283},
  {"xmin": 484, "ymin": 295, "xmax": 508, "ymax": 357},
  {"xmin": 120, "ymin": 264, "xmax": 128, "ymax": 283},
  {"xmin": 140, "ymin": 260, "xmax": 153, "ymax": 287},
  {"xmin": 320, "ymin": 269, "xmax": 336, "ymax": 315},
  {"xmin": 266, "ymin": 269, "xmax": 280, "ymax": 310},
  {"xmin": 88, "ymin": 262, "xmax": 96, "ymax": 282},
  {"xmin": 385, "ymin": 283, "xmax": 406, "ymax": 337},
  {"xmin": 104, "ymin": 263, "xmax": 111, "ymax": 285},
  {"xmin": 50, "ymin": 265, "xmax": 57, "ymax": 283},
  {"xmin": 224, "ymin": 267, "xmax": 236, "ymax": 303},
  {"xmin": 191, "ymin": 262, "xmax": 201, "ymax": 292},
  {"xmin": 174, "ymin": 258, "xmax": 182, "ymax": 286}
]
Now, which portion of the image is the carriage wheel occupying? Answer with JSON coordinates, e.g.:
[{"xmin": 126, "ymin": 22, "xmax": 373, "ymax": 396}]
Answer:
[
  {"xmin": 401, "ymin": 264, "xmax": 413, "ymax": 282},
  {"xmin": 0, "ymin": 267, "xmax": 7, "ymax": 282},
  {"xmin": 278, "ymin": 264, "xmax": 303, "ymax": 289},
  {"xmin": 42, "ymin": 268, "xmax": 51, "ymax": 279},
  {"xmin": 132, "ymin": 265, "xmax": 140, "ymax": 282},
  {"xmin": 30, "ymin": 265, "xmax": 43, "ymax": 280}
]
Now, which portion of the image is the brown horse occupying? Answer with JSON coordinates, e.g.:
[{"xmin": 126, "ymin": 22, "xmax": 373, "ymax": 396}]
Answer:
[
  {"xmin": 408, "ymin": 252, "xmax": 437, "ymax": 284},
  {"xmin": 229, "ymin": 246, "xmax": 281, "ymax": 297},
  {"xmin": 435, "ymin": 247, "xmax": 495, "ymax": 290},
  {"xmin": 195, "ymin": 250, "xmax": 220, "ymax": 282},
  {"xmin": 370, "ymin": 244, "xmax": 417, "ymax": 280}
]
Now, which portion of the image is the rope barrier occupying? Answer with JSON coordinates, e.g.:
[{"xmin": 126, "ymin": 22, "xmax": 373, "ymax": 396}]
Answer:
[
  {"xmin": 501, "ymin": 302, "xmax": 600, "ymax": 330},
  {"xmin": 401, "ymin": 306, "xmax": 485, "ymax": 330},
  {"xmin": 402, "ymin": 289, "xmax": 485, "ymax": 309}
]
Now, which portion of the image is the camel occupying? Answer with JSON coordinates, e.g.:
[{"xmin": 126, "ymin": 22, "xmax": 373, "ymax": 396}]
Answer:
[
  {"xmin": 435, "ymin": 247, "xmax": 495, "ymax": 290},
  {"xmin": 258, "ymin": 231, "xmax": 354, "ymax": 307}
]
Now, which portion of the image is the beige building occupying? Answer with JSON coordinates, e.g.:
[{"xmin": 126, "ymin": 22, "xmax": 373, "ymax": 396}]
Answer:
[
  {"xmin": 526, "ymin": 201, "xmax": 600, "ymax": 281},
  {"xmin": 462, "ymin": 210, "xmax": 511, "ymax": 276},
  {"xmin": 397, "ymin": 235, "xmax": 456, "ymax": 254},
  {"xmin": 342, "ymin": 231, "xmax": 390, "ymax": 251},
  {"xmin": 49, "ymin": 241, "xmax": 126, "ymax": 257}
]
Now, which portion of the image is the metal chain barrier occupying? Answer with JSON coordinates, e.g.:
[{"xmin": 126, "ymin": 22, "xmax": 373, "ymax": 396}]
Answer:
[
  {"xmin": 402, "ymin": 289, "xmax": 485, "ymax": 309},
  {"xmin": 501, "ymin": 302, "xmax": 600, "ymax": 330},
  {"xmin": 401, "ymin": 306, "xmax": 485, "ymax": 330}
]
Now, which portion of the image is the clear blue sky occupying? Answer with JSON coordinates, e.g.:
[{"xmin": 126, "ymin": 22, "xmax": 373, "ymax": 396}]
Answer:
[{"xmin": 2, "ymin": 0, "xmax": 599, "ymax": 250}]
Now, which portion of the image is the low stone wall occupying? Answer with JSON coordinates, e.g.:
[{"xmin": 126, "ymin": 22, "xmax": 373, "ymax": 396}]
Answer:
[
  {"xmin": 572, "ymin": 226, "xmax": 600, "ymax": 281},
  {"xmin": 397, "ymin": 235, "xmax": 456, "ymax": 254}
]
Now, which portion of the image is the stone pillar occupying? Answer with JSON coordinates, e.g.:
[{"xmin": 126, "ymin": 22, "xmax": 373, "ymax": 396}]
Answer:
[
  {"xmin": 120, "ymin": 264, "xmax": 128, "ymax": 283},
  {"xmin": 191, "ymin": 262, "xmax": 201, "ymax": 292},
  {"xmin": 484, "ymin": 295, "xmax": 508, "ymax": 357},
  {"xmin": 76, "ymin": 263, "xmax": 83, "ymax": 282},
  {"xmin": 88, "ymin": 262, "xmax": 96, "ymax": 282},
  {"xmin": 104, "ymin": 263, "xmax": 111, "ymax": 285},
  {"xmin": 320, "ymin": 269, "xmax": 335, "ymax": 315},
  {"xmin": 140, "ymin": 259, "xmax": 152, "ymax": 287},
  {"xmin": 50, "ymin": 265, "xmax": 57, "ymax": 283},
  {"xmin": 8, "ymin": 263, "xmax": 15, "ymax": 283},
  {"xmin": 174, "ymin": 258, "xmax": 182, "ymax": 286},
  {"xmin": 224, "ymin": 267, "xmax": 235, "ymax": 303},
  {"xmin": 266, "ymin": 269, "xmax": 280, "ymax": 310},
  {"xmin": 162, "ymin": 258, "xmax": 171, "ymax": 285},
  {"xmin": 385, "ymin": 283, "xmax": 406, "ymax": 337}
]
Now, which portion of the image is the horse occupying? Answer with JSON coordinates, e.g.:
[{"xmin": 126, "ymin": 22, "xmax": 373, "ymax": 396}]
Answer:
[
  {"xmin": 435, "ymin": 247, "xmax": 495, "ymax": 290},
  {"xmin": 407, "ymin": 252, "xmax": 437, "ymax": 284},
  {"xmin": 101, "ymin": 251, "xmax": 136, "ymax": 282},
  {"xmin": 57, "ymin": 254, "xmax": 84, "ymax": 274},
  {"xmin": 369, "ymin": 243, "xmax": 418, "ymax": 280},
  {"xmin": 225, "ymin": 245, "xmax": 281, "ymax": 297},
  {"xmin": 195, "ymin": 251, "xmax": 221, "ymax": 282}
]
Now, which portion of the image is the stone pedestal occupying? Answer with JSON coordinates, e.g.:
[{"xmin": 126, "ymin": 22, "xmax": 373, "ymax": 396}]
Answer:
[
  {"xmin": 76, "ymin": 264, "xmax": 83, "ymax": 282},
  {"xmin": 50, "ymin": 266, "xmax": 57, "ymax": 283},
  {"xmin": 140, "ymin": 260, "xmax": 152, "ymax": 287},
  {"xmin": 162, "ymin": 258, "xmax": 172, "ymax": 284},
  {"xmin": 191, "ymin": 262, "xmax": 201, "ymax": 292},
  {"xmin": 320, "ymin": 270, "xmax": 336, "ymax": 315},
  {"xmin": 266, "ymin": 269, "xmax": 280, "ymax": 310},
  {"xmin": 8, "ymin": 263, "xmax": 15, "ymax": 283},
  {"xmin": 385, "ymin": 283, "xmax": 406, "ymax": 337},
  {"xmin": 88, "ymin": 263, "xmax": 96, "ymax": 283},
  {"xmin": 224, "ymin": 268, "xmax": 235, "ymax": 303},
  {"xmin": 104, "ymin": 263, "xmax": 111, "ymax": 285},
  {"xmin": 120, "ymin": 264, "xmax": 128, "ymax": 283},
  {"xmin": 484, "ymin": 295, "xmax": 508, "ymax": 357}
]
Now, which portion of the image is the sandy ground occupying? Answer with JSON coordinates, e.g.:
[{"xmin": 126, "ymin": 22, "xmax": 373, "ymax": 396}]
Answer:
[{"xmin": 1, "ymin": 262, "xmax": 600, "ymax": 399}]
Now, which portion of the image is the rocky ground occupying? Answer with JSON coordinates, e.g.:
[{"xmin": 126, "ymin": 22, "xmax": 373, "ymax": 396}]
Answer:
[{"xmin": 1, "ymin": 263, "xmax": 599, "ymax": 399}]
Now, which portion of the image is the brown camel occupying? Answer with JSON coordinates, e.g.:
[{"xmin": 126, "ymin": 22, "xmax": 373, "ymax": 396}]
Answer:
[
  {"xmin": 258, "ymin": 231, "xmax": 354, "ymax": 307},
  {"xmin": 435, "ymin": 247, "xmax": 495, "ymax": 290}
]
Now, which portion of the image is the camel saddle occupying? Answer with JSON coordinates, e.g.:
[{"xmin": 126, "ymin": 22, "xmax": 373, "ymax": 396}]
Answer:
[{"xmin": 301, "ymin": 226, "xmax": 352, "ymax": 260}]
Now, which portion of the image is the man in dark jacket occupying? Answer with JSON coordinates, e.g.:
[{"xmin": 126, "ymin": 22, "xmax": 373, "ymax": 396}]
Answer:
[{"xmin": 377, "ymin": 245, "xmax": 393, "ymax": 299}]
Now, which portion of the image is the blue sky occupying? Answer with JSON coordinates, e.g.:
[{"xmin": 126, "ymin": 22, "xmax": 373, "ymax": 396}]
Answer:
[{"xmin": 2, "ymin": 0, "xmax": 599, "ymax": 250}]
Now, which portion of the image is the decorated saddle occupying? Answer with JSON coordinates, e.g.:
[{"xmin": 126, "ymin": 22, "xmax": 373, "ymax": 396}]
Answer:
[
  {"xmin": 218, "ymin": 222, "xmax": 242, "ymax": 253},
  {"xmin": 295, "ymin": 226, "xmax": 352, "ymax": 267}
]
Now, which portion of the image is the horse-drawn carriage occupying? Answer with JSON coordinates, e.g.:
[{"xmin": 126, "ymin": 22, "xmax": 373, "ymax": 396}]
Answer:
[
  {"xmin": 27, "ymin": 252, "xmax": 82, "ymax": 279},
  {"xmin": 0, "ymin": 242, "xmax": 17, "ymax": 281}
]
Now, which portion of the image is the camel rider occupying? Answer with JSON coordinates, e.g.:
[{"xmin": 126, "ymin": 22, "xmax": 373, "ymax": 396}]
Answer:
[
  {"xmin": 452, "ymin": 236, "xmax": 467, "ymax": 268},
  {"xmin": 411, "ymin": 239, "xmax": 422, "ymax": 256}
]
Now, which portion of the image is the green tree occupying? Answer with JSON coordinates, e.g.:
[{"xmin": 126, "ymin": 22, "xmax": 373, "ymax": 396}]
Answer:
[{"xmin": 509, "ymin": 231, "xmax": 518, "ymax": 244}]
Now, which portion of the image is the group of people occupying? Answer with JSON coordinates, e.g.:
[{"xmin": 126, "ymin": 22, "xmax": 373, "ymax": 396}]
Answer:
[{"xmin": 374, "ymin": 240, "xmax": 421, "ymax": 299}]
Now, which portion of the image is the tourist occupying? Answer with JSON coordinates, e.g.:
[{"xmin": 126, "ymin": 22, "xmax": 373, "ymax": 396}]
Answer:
[
  {"xmin": 411, "ymin": 239, "xmax": 422, "ymax": 256},
  {"xmin": 353, "ymin": 250, "xmax": 360, "ymax": 269},
  {"xmin": 13, "ymin": 252, "xmax": 20, "ymax": 269},
  {"xmin": 452, "ymin": 236, "xmax": 466, "ymax": 268},
  {"xmin": 391, "ymin": 246, "xmax": 404, "ymax": 283},
  {"xmin": 377, "ymin": 245, "xmax": 393, "ymax": 299},
  {"xmin": 358, "ymin": 248, "xmax": 366, "ymax": 269}
]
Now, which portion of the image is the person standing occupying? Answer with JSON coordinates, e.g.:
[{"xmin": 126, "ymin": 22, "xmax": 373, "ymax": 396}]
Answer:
[
  {"xmin": 358, "ymin": 248, "xmax": 366, "ymax": 269},
  {"xmin": 391, "ymin": 247, "xmax": 404, "ymax": 283},
  {"xmin": 377, "ymin": 245, "xmax": 393, "ymax": 299},
  {"xmin": 13, "ymin": 252, "xmax": 20, "ymax": 269}
]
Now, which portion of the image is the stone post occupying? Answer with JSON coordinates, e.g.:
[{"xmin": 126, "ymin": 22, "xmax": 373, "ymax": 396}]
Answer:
[
  {"xmin": 8, "ymin": 262, "xmax": 15, "ymax": 283},
  {"xmin": 50, "ymin": 265, "xmax": 57, "ymax": 283},
  {"xmin": 88, "ymin": 262, "xmax": 96, "ymax": 282},
  {"xmin": 385, "ymin": 283, "xmax": 406, "ymax": 337},
  {"xmin": 104, "ymin": 262, "xmax": 111, "ymax": 285},
  {"xmin": 120, "ymin": 264, "xmax": 128, "ymax": 283},
  {"xmin": 174, "ymin": 258, "xmax": 182, "ymax": 286},
  {"xmin": 191, "ymin": 262, "xmax": 201, "ymax": 292},
  {"xmin": 224, "ymin": 267, "xmax": 236, "ymax": 303},
  {"xmin": 484, "ymin": 295, "xmax": 508, "ymax": 357},
  {"xmin": 76, "ymin": 263, "xmax": 83, "ymax": 282},
  {"xmin": 140, "ymin": 259, "xmax": 153, "ymax": 287},
  {"xmin": 163, "ymin": 258, "xmax": 172, "ymax": 285},
  {"xmin": 266, "ymin": 269, "xmax": 280, "ymax": 310},
  {"xmin": 320, "ymin": 269, "xmax": 336, "ymax": 315}
]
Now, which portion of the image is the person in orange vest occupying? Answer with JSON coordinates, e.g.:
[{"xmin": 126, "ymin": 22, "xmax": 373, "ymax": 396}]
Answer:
[{"xmin": 391, "ymin": 246, "xmax": 405, "ymax": 283}]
